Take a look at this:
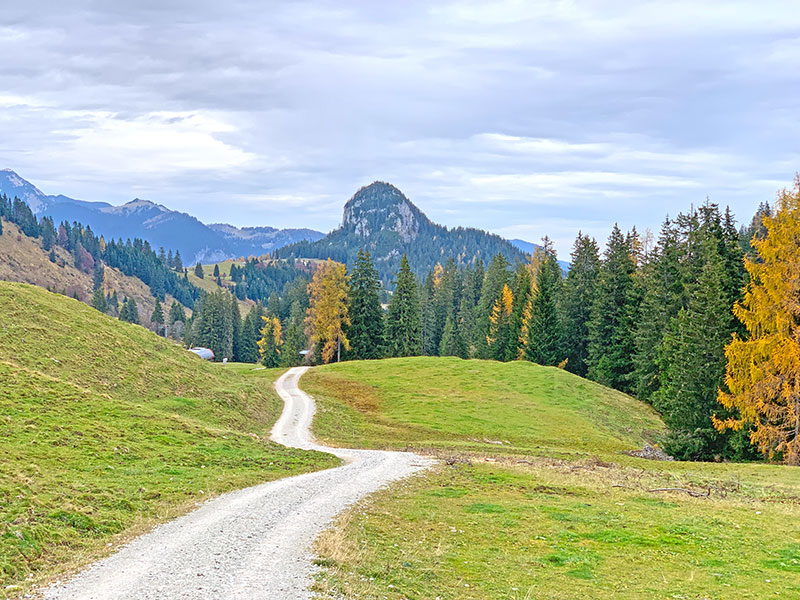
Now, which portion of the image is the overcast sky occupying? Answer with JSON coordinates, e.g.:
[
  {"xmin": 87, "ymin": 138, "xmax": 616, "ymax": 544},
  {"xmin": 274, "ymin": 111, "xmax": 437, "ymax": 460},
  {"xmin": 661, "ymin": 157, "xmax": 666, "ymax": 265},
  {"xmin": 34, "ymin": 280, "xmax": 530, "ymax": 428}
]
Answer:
[{"xmin": 1, "ymin": 1, "xmax": 798, "ymax": 256}]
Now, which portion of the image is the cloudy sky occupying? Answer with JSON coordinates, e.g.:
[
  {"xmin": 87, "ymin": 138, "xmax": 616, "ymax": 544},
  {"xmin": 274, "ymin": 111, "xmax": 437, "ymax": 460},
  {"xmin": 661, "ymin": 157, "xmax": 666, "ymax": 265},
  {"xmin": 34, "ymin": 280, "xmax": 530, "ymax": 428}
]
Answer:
[{"xmin": 1, "ymin": 1, "xmax": 798, "ymax": 256}]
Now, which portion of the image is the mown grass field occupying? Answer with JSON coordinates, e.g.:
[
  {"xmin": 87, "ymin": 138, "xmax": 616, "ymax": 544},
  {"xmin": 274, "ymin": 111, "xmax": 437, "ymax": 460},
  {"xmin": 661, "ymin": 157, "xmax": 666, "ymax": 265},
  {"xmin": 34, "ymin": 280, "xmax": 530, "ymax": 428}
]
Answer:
[
  {"xmin": 0, "ymin": 282, "xmax": 338, "ymax": 597},
  {"xmin": 303, "ymin": 358, "xmax": 800, "ymax": 600}
]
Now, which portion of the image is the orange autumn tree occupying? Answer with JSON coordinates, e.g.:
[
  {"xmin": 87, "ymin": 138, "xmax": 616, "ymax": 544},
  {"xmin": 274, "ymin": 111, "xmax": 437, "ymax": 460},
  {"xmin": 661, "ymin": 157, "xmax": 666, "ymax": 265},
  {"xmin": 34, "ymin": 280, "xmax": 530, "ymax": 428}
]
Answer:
[
  {"xmin": 716, "ymin": 178, "xmax": 800, "ymax": 465},
  {"xmin": 305, "ymin": 259, "xmax": 350, "ymax": 364}
]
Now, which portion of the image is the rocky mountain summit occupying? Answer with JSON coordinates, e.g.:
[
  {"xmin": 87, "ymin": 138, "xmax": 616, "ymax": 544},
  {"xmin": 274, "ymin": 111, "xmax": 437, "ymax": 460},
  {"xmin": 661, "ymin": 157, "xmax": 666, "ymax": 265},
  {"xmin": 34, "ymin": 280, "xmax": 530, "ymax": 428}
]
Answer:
[{"xmin": 278, "ymin": 181, "xmax": 528, "ymax": 285}]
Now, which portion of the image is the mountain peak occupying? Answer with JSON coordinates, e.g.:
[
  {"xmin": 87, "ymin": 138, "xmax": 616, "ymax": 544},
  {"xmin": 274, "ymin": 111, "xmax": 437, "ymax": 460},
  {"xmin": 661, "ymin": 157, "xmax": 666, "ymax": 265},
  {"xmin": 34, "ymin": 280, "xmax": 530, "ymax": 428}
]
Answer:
[
  {"xmin": 99, "ymin": 198, "xmax": 169, "ymax": 216},
  {"xmin": 342, "ymin": 181, "xmax": 427, "ymax": 243},
  {"xmin": 0, "ymin": 169, "xmax": 48, "ymax": 212}
]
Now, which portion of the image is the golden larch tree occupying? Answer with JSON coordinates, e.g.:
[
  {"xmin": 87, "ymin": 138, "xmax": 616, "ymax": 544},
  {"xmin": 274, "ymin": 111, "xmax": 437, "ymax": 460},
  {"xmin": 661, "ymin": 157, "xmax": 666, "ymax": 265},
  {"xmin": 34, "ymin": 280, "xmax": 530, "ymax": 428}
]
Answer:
[
  {"xmin": 487, "ymin": 283, "xmax": 515, "ymax": 361},
  {"xmin": 305, "ymin": 259, "xmax": 350, "ymax": 363},
  {"xmin": 257, "ymin": 316, "xmax": 283, "ymax": 368},
  {"xmin": 716, "ymin": 178, "xmax": 800, "ymax": 465}
]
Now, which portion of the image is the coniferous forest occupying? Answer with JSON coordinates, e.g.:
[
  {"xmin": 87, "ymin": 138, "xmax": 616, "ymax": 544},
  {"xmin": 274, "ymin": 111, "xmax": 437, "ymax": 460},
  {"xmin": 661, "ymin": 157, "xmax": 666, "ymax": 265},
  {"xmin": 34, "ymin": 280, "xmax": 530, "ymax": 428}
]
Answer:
[{"xmin": 2, "ymin": 184, "xmax": 799, "ymax": 464}]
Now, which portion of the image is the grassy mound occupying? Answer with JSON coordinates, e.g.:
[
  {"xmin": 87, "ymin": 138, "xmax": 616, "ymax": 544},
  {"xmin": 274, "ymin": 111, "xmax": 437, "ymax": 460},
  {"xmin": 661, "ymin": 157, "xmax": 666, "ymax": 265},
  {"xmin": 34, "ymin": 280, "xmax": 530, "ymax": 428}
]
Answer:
[
  {"xmin": 302, "ymin": 357, "xmax": 800, "ymax": 600},
  {"xmin": 0, "ymin": 282, "xmax": 338, "ymax": 595},
  {"xmin": 303, "ymin": 357, "xmax": 664, "ymax": 457}
]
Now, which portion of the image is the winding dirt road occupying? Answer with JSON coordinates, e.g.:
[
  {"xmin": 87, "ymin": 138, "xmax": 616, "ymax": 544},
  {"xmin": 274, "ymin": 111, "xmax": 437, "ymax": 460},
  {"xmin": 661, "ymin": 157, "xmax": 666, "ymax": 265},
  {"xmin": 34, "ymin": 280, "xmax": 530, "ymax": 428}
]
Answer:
[{"xmin": 42, "ymin": 366, "xmax": 431, "ymax": 600}]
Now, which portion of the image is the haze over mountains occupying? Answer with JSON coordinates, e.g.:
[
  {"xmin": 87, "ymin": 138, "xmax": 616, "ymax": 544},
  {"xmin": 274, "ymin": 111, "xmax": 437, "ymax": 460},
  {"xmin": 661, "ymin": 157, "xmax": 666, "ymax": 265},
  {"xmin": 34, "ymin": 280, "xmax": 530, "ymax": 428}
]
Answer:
[
  {"xmin": 0, "ymin": 169, "xmax": 324, "ymax": 265},
  {"xmin": 1, "ymin": 170, "xmax": 557, "ymax": 276}
]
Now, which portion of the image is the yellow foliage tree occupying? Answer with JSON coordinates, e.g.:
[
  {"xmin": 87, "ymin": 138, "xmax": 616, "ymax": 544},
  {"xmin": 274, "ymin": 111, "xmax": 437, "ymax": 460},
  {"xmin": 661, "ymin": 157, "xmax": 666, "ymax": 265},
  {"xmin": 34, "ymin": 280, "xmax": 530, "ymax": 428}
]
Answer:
[
  {"xmin": 305, "ymin": 259, "xmax": 350, "ymax": 363},
  {"xmin": 716, "ymin": 179, "xmax": 800, "ymax": 465},
  {"xmin": 257, "ymin": 316, "xmax": 283, "ymax": 368},
  {"xmin": 432, "ymin": 263, "xmax": 444, "ymax": 289},
  {"xmin": 517, "ymin": 296, "xmax": 533, "ymax": 360},
  {"xmin": 487, "ymin": 284, "xmax": 514, "ymax": 360}
]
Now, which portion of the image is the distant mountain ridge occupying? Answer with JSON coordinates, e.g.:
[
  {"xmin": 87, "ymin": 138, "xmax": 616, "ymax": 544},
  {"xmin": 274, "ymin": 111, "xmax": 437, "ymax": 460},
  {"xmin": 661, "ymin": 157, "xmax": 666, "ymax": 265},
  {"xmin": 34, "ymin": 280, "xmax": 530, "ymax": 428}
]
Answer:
[
  {"xmin": 277, "ymin": 181, "xmax": 530, "ymax": 284},
  {"xmin": 0, "ymin": 170, "xmax": 324, "ymax": 265}
]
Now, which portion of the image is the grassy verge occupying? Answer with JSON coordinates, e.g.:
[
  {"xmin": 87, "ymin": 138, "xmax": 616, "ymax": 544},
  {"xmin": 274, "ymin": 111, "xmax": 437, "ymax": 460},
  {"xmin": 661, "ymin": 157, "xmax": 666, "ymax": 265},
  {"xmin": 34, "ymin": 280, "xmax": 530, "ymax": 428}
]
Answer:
[
  {"xmin": 302, "ymin": 357, "xmax": 800, "ymax": 600},
  {"xmin": 0, "ymin": 283, "xmax": 339, "ymax": 596}
]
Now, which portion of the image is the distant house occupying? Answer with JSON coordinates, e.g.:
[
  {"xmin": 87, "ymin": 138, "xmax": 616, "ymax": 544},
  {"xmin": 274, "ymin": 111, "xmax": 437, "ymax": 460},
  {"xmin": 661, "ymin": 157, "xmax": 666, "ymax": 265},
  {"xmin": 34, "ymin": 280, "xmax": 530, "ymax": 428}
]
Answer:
[{"xmin": 189, "ymin": 347, "xmax": 215, "ymax": 361}]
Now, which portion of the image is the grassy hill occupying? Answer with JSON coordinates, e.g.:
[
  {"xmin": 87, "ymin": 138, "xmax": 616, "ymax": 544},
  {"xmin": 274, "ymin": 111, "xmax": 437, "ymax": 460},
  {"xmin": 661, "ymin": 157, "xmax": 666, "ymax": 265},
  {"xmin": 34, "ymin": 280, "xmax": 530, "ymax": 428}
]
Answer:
[
  {"xmin": 303, "ymin": 357, "xmax": 663, "ymax": 458},
  {"xmin": 303, "ymin": 358, "xmax": 800, "ymax": 600},
  {"xmin": 0, "ymin": 219, "xmax": 188, "ymax": 327},
  {"xmin": 0, "ymin": 282, "xmax": 338, "ymax": 596}
]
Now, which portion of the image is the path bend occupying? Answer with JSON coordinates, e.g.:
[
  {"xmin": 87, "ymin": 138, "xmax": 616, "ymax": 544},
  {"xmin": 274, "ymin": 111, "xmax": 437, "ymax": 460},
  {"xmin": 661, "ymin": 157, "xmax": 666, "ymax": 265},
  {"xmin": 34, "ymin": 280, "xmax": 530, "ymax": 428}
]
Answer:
[{"xmin": 42, "ymin": 366, "xmax": 432, "ymax": 600}]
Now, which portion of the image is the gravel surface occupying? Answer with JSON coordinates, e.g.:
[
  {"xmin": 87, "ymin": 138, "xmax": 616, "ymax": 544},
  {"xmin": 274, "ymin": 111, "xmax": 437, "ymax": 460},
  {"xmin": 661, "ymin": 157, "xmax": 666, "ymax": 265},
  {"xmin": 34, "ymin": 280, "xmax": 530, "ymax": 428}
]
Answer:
[{"xmin": 41, "ymin": 366, "xmax": 432, "ymax": 600}]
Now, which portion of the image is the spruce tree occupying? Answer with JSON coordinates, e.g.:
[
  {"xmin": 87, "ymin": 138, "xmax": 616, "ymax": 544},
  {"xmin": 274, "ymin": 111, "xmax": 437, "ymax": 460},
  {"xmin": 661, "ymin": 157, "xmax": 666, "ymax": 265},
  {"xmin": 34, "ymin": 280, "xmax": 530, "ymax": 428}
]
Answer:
[
  {"xmin": 487, "ymin": 284, "xmax": 516, "ymax": 361},
  {"xmin": 91, "ymin": 287, "xmax": 107, "ymax": 313},
  {"xmin": 633, "ymin": 219, "xmax": 683, "ymax": 400},
  {"xmin": 127, "ymin": 298, "xmax": 140, "ymax": 324},
  {"xmin": 151, "ymin": 298, "xmax": 165, "ymax": 335},
  {"xmin": 92, "ymin": 263, "xmax": 105, "ymax": 292},
  {"xmin": 282, "ymin": 301, "xmax": 307, "ymax": 366},
  {"xmin": 525, "ymin": 239, "xmax": 563, "ymax": 366},
  {"xmin": 587, "ymin": 225, "xmax": 638, "ymax": 393},
  {"xmin": 458, "ymin": 262, "xmax": 483, "ymax": 356},
  {"xmin": 119, "ymin": 298, "xmax": 130, "ymax": 322},
  {"xmin": 475, "ymin": 254, "xmax": 509, "ymax": 358},
  {"xmin": 561, "ymin": 233, "xmax": 600, "ymax": 376},
  {"xmin": 108, "ymin": 291, "xmax": 119, "ymax": 315},
  {"xmin": 386, "ymin": 255, "xmax": 422, "ymax": 357},
  {"xmin": 213, "ymin": 264, "xmax": 220, "ymax": 279},
  {"xmin": 238, "ymin": 306, "xmax": 263, "ymax": 364},
  {"xmin": 174, "ymin": 250, "xmax": 183, "ymax": 271},
  {"xmin": 194, "ymin": 263, "xmax": 204, "ymax": 278},
  {"xmin": 347, "ymin": 249, "xmax": 385, "ymax": 359},
  {"xmin": 168, "ymin": 300, "xmax": 186, "ymax": 327},
  {"xmin": 230, "ymin": 295, "xmax": 242, "ymax": 361},
  {"xmin": 655, "ymin": 241, "xmax": 733, "ymax": 460}
]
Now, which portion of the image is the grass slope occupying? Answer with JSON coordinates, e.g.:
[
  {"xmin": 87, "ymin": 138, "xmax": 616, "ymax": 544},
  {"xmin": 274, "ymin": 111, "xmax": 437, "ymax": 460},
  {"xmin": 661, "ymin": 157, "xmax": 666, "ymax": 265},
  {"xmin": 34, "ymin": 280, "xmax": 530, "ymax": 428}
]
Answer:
[
  {"xmin": 0, "ymin": 282, "xmax": 338, "ymax": 596},
  {"xmin": 303, "ymin": 358, "xmax": 800, "ymax": 600},
  {"xmin": 304, "ymin": 357, "xmax": 663, "ymax": 458},
  {"xmin": 0, "ymin": 219, "xmax": 188, "ymax": 326}
]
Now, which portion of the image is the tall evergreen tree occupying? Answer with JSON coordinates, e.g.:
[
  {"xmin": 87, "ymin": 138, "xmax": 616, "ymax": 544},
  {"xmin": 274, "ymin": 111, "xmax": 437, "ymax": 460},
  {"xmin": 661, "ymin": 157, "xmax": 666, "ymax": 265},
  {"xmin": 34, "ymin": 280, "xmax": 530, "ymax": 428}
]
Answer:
[
  {"xmin": 238, "ymin": 305, "xmax": 264, "ymax": 364},
  {"xmin": 587, "ymin": 224, "xmax": 638, "ymax": 392},
  {"xmin": 282, "ymin": 301, "xmax": 307, "ymax": 366},
  {"xmin": 525, "ymin": 238, "xmax": 563, "ymax": 366},
  {"xmin": 194, "ymin": 263, "xmax": 204, "ymax": 278},
  {"xmin": 655, "ymin": 241, "xmax": 737, "ymax": 460},
  {"xmin": 633, "ymin": 219, "xmax": 683, "ymax": 400},
  {"xmin": 127, "ymin": 298, "xmax": 140, "ymax": 325},
  {"xmin": 386, "ymin": 255, "xmax": 422, "ymax": 357},
  {"xmin": 475, "ymin": 254, "xmax": 509, "ymax": 358},
  {"xmin": 92, "ymin": 262, "xmax": 105, "ymax": 292},
  {"xmin": 458, "ymin": 262, "xmax": 484, "ymax": 357},
  {"xmin": 487, "ymin": 284, "xmax": 516, "ymax": 361},
  {"xmin": 561, "ymin": 233, "xmax": 600, "ymax": 376},
  {"xmin": 230, "ymin": 295, "xmax": 242, "ymax": 361},
  {"xmin": 347, "ymin": 250, "xmax": 385, "ymax": 359},
  {"xmin": 151, "ymin": 298, "xmax": 165, "ymax": 335},
  {"xmin": 91, "ymin": 287, "xmax": 107, "ymax": 313},
  {"xmin": 118, "ymin": 298, "xmax": 130, "ymax": 322}
]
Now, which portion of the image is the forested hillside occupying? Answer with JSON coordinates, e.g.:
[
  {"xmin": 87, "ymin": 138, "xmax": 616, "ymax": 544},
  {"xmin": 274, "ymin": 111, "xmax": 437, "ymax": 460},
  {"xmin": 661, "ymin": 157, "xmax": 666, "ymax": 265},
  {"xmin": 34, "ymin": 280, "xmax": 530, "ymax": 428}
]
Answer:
[
  {"xmin": 276, "ymin": 182, "xmax": 528, "ymax": 285},
  {"xmin": 290, "ymin": 181, "xmax": 800, "ymax": 466}
]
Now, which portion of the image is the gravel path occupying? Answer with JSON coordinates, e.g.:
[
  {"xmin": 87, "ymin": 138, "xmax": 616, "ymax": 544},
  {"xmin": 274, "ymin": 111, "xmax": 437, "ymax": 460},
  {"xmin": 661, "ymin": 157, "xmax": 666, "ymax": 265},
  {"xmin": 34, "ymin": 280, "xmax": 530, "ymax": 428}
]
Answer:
[{"xmin": 42, "ymin": 366, "xmax": 432, "ymax": 600}]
